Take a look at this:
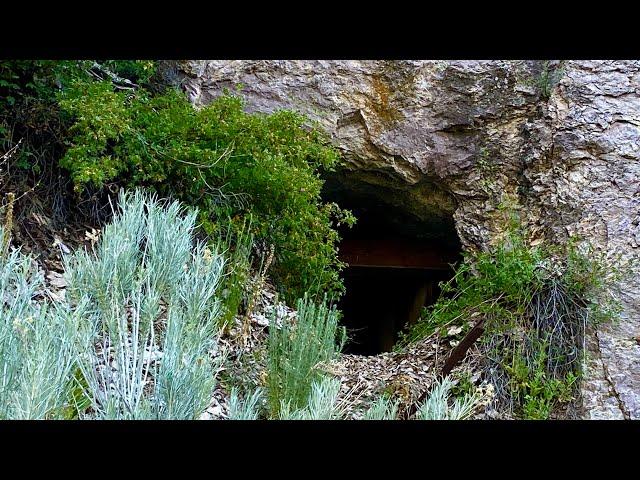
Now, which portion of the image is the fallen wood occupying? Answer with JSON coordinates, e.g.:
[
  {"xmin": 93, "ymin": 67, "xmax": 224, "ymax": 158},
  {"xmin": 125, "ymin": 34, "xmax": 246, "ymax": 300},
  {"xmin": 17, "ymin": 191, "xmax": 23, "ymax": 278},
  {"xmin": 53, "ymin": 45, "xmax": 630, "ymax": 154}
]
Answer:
[{"xmin": 441, "ymin": 318, "xmax": 485, "ymax": 377}]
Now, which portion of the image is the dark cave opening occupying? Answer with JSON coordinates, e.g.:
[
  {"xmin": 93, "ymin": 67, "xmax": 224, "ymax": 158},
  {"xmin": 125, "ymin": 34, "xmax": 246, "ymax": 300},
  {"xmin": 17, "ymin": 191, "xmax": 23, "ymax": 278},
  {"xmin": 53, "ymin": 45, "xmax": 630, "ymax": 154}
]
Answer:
[
  {"xmin": 322, "ymin": 171, "xmax": 462, "ymax": 355},
  {"xmin": 340, "ymin": 265, "xmax": 452, "ymax": 355}
]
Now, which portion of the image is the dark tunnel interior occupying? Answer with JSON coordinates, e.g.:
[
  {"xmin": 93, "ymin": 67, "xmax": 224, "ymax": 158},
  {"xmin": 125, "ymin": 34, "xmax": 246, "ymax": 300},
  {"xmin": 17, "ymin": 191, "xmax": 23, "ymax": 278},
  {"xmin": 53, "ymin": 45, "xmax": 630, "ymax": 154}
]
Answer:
[{"xmin": 322, "ymin": 172, "xmax": 462, "ymax": 355}]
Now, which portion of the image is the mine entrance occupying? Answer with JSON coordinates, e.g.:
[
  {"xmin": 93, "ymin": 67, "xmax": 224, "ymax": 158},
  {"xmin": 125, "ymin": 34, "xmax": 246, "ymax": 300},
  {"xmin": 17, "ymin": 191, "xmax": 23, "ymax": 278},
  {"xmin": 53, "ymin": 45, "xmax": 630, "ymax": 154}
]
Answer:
[
  {"xmin": 338, "ymin": 238, "xmax": 457, "ymax": 355},
  {"xmin": 323, "ymin": 172, "xmax": 461, "ymax": 355}
]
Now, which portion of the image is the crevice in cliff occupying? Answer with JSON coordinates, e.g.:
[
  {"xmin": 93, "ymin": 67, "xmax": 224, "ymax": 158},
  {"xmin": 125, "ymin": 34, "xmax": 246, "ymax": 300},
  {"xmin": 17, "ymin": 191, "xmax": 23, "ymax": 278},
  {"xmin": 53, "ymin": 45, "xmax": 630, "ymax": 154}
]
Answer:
[
  {"xmin": 593, "ymin": 328, "xmax": 631, "ymax": 420},
  {"xmin": 322, "ymin": 169, "xmax": 461, "ymax": 355}
]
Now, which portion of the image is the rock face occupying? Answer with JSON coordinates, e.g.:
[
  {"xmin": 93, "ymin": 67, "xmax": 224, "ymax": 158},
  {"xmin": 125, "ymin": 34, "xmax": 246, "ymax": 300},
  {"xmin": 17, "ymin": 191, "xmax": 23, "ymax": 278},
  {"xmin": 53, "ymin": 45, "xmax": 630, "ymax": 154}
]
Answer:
[
  {"xmin": 535, "ymin": 61, "xmax": 640, "ymax": 419},
  {"xmin": 159, "ymin": 60, "xmax": 640, "ymax": 419}
]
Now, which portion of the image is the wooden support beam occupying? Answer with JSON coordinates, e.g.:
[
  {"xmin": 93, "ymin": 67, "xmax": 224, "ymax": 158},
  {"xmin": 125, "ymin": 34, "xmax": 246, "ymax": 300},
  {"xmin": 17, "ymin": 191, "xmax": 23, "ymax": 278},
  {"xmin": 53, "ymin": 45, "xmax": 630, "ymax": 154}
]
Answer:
[{"xmin": 339, "ymin": 237, "xmax": 458, "ymax": 270}]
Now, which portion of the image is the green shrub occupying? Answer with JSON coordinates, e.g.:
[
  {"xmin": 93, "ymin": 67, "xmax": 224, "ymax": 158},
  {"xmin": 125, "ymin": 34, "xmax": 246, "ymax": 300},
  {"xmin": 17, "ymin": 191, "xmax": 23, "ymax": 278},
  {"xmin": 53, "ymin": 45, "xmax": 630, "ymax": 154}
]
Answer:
[
  {"xmin": 57, "ymin": 79, "xmax": 355, "ymax": 302},
  {"xmin": 0, "ymin": 61, "xmax": 76, "ymax": 111},
  {"xmin": 399, "ymin": 230, "xmax": 546, "ymax": 346},
  {"xmin": 0, "ymin": 225, "xmax": 85, "ymax": 419},
  {"xmin": 0, "ymin": 60, "xmax": 154, "ymax": 114},
  {"xmin": 0, "ymin": 60, "xmax": 151, "ymax": 152},
  {"xmin": 2, "ymin": 60, "xmax": 355, "ymax": 304},
  {"xmin": 506, "ymin": 347, "xmax": 577, "ymax": 420},
  {"xmin": 415, "ymin": 376, "xmax": 483, "ymax": 420},
  {"xmin": 400, "ymin": 225, "xmax": 620, "ymax": 419},
  {"xmin": 266, "ymin": 295, "xmax": 345, "ymax": 417},
  {"xmin": 65, "ymin": 190, "xmax": 226, "ymax": 419}
]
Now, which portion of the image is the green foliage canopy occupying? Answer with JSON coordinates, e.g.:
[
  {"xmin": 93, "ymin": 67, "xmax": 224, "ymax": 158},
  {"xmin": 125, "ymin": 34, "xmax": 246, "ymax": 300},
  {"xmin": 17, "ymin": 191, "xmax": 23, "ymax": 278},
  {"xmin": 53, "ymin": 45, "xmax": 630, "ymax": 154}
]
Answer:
[{"xmin": 55, "ymin": 76, "xmax": 354, "ymax": 302}]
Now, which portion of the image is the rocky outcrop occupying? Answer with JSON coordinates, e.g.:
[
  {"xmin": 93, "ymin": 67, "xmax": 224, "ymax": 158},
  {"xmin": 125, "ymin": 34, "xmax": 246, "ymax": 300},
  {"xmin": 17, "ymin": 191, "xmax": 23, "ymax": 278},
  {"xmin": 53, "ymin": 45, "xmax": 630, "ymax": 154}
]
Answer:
[
  {"xmin": 159, "ymin": 60, "xmax": 548, "ymax": 248},
  {"xmin": 159, "ymin": 60, "xmax": 640, "ymax": 419},
  {"xmin": 532, "ymin": 61, "xmax": 640, "ymax": 419}
]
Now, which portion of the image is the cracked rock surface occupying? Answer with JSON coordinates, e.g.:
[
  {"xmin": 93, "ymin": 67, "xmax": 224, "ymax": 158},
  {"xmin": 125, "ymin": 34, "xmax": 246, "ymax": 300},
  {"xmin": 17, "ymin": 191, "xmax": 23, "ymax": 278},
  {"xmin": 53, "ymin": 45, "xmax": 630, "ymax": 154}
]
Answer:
[{"xmin": 538, "ymin": 61, "xmax": 640, "ymax": 419}]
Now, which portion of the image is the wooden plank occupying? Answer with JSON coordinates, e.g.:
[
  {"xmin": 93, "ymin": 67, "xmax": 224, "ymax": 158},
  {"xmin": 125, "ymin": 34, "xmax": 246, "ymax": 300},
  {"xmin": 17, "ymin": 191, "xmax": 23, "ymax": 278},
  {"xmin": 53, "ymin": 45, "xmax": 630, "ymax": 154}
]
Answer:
[
  {"xmin": 441, "ymin": 318, "xmax": 485, "ymax": 377},
  {"xmin": 339, "ymin": 237, "xmax": 458, "ymax": 270}
]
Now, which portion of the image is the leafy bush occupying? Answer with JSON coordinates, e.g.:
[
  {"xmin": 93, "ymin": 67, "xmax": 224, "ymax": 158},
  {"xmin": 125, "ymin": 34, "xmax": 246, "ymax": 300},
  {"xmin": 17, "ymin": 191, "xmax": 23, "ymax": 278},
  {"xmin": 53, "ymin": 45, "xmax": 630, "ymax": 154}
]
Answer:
[
  {"xmin": 399, "ymin": 230, "xmax": 545, "ymax": 346},
  {"xmin": 1, "ymin": 60, "xmax": 152, "ymax": 157},
  {"xmin": 0, "ymin": 61, "xmax": 75, "ymax": 112},
  {"xmin": 266, "ymin": 295, "xmax": 346, "ymax": 417},
  {"xmin": 58, "ymin": 81, "xmax": 354, "ymax": 302},
  {"xmin": 0, "ymin": 60, "xmax": 154, "ymax": 115},
  {"xmin": 506, "ymin": 346, "xmax": 577, "ymax": 419},
  {"xmin": 64, "ymin": 190, "xmax": 226, "ymax": 419},
  {"xmin": 2, "ymin": 60, "xmax": 355, "ymax": 304}
]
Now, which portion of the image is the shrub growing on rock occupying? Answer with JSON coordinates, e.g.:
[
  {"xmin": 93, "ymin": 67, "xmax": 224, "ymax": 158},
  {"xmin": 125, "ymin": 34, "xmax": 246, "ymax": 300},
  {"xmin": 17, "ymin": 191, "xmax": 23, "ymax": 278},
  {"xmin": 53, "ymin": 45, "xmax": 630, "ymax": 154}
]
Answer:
[{"xmin": 2, "ymin": 59, "xmax": 355, "ymax": 304}]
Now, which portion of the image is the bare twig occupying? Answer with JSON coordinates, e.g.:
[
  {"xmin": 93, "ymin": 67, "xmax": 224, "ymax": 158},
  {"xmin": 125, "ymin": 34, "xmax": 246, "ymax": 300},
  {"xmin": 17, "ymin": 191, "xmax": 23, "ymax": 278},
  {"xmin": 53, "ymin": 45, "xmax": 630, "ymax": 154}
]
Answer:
[
  {"xmin": 0, "ymin": 138, "xmax": 23, "ymax": 165},
  {"xmin": 2, "ymin": 192, "xmax": 15, "ymax": 256},
  {"xmin": 88, "ymin": 62, "xmax": 139, "ymax": 90}
]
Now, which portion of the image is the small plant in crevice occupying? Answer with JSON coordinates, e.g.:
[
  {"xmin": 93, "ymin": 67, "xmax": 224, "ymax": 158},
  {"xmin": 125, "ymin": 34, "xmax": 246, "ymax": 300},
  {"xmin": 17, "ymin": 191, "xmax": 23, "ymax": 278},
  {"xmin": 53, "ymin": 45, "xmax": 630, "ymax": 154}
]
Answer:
[
  {"xmin": 266, "ymin": 294, "xmax": 346, "ymax": 418},
  {"xmin": 476, "ymin": 146, "xmax": 501, "ymax": 194},
  {"xmin": 537, "ymin": 61, "xmax": 564, "ymax": 100}
]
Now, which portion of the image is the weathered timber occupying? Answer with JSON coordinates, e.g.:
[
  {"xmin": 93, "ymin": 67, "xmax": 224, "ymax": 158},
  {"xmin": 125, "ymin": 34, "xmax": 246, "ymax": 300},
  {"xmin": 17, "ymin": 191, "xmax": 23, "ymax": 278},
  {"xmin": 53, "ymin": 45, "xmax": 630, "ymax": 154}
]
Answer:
[{"xmin": 339, "ymin": 237, "xmax": 457, "ymax": 270}]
